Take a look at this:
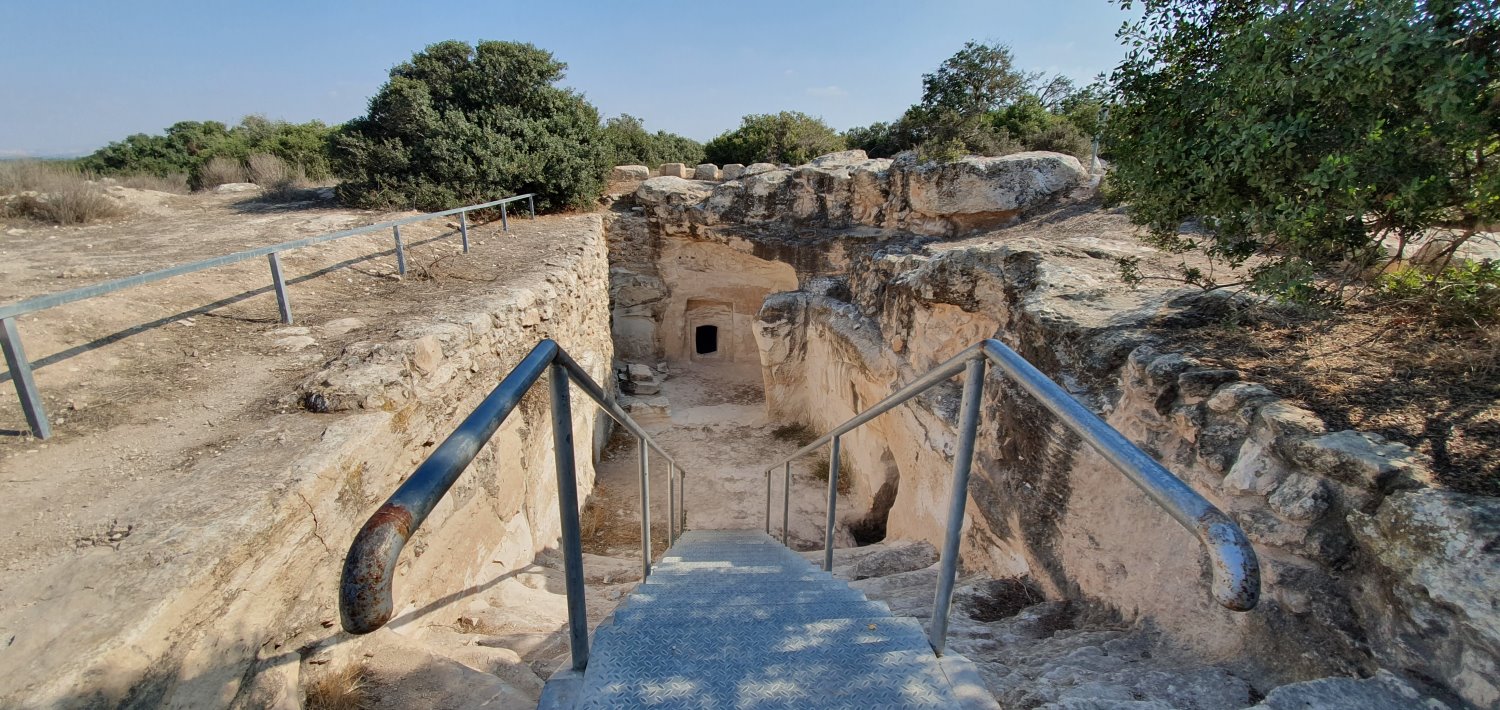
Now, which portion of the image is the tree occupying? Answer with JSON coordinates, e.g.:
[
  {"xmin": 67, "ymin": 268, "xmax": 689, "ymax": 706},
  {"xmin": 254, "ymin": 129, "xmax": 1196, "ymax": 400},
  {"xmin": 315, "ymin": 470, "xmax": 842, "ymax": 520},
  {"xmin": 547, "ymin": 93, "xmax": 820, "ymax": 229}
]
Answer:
[
  {"xmin": 332, "ymin": 40, "xmax": 609, "ymax": 212},
  {"xmin": 918, "ymin": 41, "xmax": 1035, "ymax": 118},
  {"xmin": 703, "ymin": 112, "xmax": 846, "ymax": 166},
  {"xmin": 602, "ymin": 114, "xmax": 704, "ymax": 167},
  {"xmin": 1107, "ymin": 0, "xmax": 1500, "ymax": 300}
]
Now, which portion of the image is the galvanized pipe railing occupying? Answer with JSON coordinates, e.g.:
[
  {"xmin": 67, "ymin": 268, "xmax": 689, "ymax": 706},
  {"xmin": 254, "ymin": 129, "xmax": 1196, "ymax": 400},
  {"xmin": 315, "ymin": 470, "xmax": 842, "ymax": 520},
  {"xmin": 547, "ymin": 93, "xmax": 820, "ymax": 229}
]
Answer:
[
  {"xmin": 340, "ymin": 339, "xmax": 687, "ymax": 673},
  {"xmin": 0, "ymin": 193, "xmax": 538, "ymax": 440},
  {"xmin": 761, "ymin": 338, "xmax": 1260, "ymax": 656}
]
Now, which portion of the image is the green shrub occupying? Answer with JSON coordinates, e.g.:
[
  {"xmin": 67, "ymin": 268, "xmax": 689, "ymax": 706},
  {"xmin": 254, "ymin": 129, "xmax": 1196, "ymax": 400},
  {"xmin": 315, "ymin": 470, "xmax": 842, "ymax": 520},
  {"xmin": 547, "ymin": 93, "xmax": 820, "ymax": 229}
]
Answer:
[
  {"xmin": 1379, "ymin": 260, "xmax": 1500, "ymax": 326},
  {"xmin": 332, "ymin": 40, "xmax": 609, "ymax": 212},
  {"xmin": 603, "ymin": 114, "xmax": 703, "ymax": 167},
  {"xmin": 78, "ymin": 117, "xmax": 335, "ymax": 191},
  {"xmin": 703, "ymin": 112, "xmax": 845, "ymax": 166}
]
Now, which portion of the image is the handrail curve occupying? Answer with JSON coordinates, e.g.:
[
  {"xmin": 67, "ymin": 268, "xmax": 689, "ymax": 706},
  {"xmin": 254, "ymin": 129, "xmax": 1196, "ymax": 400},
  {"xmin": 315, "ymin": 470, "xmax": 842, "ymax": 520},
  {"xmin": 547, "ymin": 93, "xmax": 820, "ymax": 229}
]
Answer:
[{"xmin": 340, "ymin": 339, "xmax": 688, "ymax": 672}]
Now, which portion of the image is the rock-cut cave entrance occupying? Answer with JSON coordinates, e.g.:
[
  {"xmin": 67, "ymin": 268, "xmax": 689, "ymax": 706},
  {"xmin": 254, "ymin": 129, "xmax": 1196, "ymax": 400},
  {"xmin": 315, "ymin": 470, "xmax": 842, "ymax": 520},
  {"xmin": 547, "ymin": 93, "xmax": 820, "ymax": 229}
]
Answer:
[{"xmin": 694, "ymin": 325, "xmax": 719, "ymax": 356}]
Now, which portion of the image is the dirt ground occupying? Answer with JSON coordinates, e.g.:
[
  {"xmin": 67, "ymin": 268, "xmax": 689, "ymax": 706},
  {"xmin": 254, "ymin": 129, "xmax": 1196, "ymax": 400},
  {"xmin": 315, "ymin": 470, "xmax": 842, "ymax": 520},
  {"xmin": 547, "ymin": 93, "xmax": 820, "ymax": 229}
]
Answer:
[
  {"xmin": 581, "ymin": 360, "xmax": 854, "ymax": 563},
  {"xmin": 0, "ymin": 187, "xmax": 590, "ymax": 581}
]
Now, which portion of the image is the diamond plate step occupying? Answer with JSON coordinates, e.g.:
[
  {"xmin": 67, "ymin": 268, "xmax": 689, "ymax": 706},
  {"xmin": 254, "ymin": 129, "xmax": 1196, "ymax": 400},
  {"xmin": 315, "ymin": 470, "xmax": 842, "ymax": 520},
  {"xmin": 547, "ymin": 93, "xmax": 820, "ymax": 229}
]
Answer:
[
  {"xmin": 623, "ymin": 588, "xmax": 869, "ymax": 608},
  {"xmin": 594, "ymin": 616, "xmax": 932, "ymax": 652},
  {"xmin": 613, "ymin": 599, "xmax": 892, "ymax": 625}
]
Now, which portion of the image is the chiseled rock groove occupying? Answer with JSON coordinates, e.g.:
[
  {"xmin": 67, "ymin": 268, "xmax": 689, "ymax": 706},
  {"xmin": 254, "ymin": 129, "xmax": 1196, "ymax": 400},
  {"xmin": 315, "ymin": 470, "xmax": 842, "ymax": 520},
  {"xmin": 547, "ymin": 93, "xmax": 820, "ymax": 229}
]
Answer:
[
  {"xmin": 620, "ymin": 150, "xmax": 1497, "ymax": 708},
  {"xmin": 1, "ymin": 215, "xmax": 613, "ymax": 709}
]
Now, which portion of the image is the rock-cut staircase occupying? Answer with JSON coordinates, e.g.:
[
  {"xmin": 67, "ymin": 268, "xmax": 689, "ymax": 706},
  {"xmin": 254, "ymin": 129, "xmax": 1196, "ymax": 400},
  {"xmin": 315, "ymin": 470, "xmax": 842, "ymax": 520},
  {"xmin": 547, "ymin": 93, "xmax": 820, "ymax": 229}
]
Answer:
[{"xmin": 541, "ymin": 529, "xmax": 997, "ymax": 709}]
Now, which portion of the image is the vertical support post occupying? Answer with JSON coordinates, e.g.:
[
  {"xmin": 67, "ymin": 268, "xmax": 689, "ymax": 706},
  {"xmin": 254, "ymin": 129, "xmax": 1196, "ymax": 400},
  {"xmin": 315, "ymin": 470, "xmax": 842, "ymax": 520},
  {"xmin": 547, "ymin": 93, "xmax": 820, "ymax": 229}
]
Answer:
[
  {"xmin": 500, "ymin": 203, "xmax": 509, "ymax": 232},
  {"xmin": 930, "ymin": 356, "xmax": 987, "ymax": 656},
  {"xmin": 459, "ymin": 210, "xmax": 470, "ymax": 253},
  {"xmin": 548, "ymin": 362, "xmax": 589, "ymax": 671},
  {"xmin": 638, "ymin": 439, "xmax": 651, "ymax": 579},
  {"xmin": 782, "ymin": 461, "xmax": 792, "ymax": 546},
  {"xmin": 765, "ymin": 469, "xmax": 772, "ymax": 534},
  {"xmin": 528, "ymin": 195, "xmax": 536, "ymax": 219},
  {"xmin": 668, "ymin": 464, "xmax": 677, "ymax": 545},
  {"xmin": 678, "ymin": 470, "xmax": 686, "ymax": 534},
  {"xmin": 823, "ymin": 435, "xmax": 841, "ymax": 572},
  {"xmin": 392, "ymin": 225, "xmax": 407, "ymax": 276},
  {"xmin": 267, "ymin": 252, "xmax": 292, "ymax": 325},
  {"xmin": 1, "ymin": 317, "xmax": 50, "ymax": 440}
]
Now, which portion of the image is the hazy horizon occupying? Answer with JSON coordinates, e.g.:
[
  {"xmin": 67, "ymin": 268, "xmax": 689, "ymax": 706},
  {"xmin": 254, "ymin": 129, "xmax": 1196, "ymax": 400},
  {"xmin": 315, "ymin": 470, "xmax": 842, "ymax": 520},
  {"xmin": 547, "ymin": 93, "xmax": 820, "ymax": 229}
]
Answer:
[{"xmin": 1, "ymin": 0, "xmax": 1138, "ymax": 158}]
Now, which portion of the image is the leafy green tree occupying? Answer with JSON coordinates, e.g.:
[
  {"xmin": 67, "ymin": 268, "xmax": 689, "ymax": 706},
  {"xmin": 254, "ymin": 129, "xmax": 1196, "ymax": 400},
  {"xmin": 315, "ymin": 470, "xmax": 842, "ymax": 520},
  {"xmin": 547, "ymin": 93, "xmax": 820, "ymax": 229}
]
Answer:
[
  {"xmin": 1107, "ymin": 0, "xmax": 1500, "ymax": 300},
  {"xmin": 79, "ymin": 117, "xmax": 337, "ymax": 188},
  {"xmin": 333, "ymin": 40, "xmax": 609, "ymax": 212},
  {"xmin": 703, "ymin": 112, "xmax": 846, "ymax": 166},
  {"xmin": 602, "ymin": 114, "xmax": 704, "ymax": 167},
  {"xmin": 919, "ymin": 41, "xmax": 1035, "ymax": 118}
]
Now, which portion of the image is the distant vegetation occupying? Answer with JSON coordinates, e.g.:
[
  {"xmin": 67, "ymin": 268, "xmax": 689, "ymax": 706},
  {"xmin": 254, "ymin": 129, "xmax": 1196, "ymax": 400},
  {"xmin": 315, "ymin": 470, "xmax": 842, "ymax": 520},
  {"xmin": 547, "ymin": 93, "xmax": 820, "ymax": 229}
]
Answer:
[
  {"xmin": 603, "ymin": 114, "xmax": 704, "ymax": 168},
  {"xmin": 1106, "ymin": 0, "xmax": 1498, "ymax": 322},
  {"xmin": 842, "ymin": 41, "xmax": 1103, "ymax": 163},
  {"xmin": 0, "ymin": 160, "xmax": 125, "ymax": 225},
  {"xmin": 704, "ymin": 112, "xmax": 846, "ymax": 166},
  {"xmin": 333, "ymin": 40, "xmax": 610, "ymax": 213},
  {"xmin": 78, "ymin": 116, "xmax": 336, "ymax": 191}
]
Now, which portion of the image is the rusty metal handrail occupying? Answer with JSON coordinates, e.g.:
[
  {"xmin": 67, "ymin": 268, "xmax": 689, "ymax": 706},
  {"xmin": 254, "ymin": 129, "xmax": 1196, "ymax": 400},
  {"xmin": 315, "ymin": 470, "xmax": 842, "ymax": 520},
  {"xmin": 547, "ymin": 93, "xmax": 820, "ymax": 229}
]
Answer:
[
  {"xmin": 760, "ymin": 338, "xmax": 1260, "ymax": 656},
  {"xmin": 339, "ymin": 339, "xmax": 686, "ymax": 673}
]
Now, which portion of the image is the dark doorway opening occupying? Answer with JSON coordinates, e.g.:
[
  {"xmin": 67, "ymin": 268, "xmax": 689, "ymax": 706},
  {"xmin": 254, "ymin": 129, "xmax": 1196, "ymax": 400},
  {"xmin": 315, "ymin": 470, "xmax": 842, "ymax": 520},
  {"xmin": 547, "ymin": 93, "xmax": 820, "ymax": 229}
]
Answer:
[{"xmin": 694, "ymin": 325, "xmax": 719, "ymax": 355}]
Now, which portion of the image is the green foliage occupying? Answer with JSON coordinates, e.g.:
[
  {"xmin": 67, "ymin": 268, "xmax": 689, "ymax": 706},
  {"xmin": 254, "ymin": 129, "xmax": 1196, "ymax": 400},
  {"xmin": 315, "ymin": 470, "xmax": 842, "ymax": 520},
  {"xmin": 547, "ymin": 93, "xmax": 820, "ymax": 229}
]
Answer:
[
  {"xmin": 79, "ymin": 117, "xmax": 336, "ymax": 190},
  {"xmin": 920, "ymin": 41, "xmax": 1034, "ymax": 117},
  {"xmin": 332, "ymin": 40, "xmax": 609, "ymax": 212},
  {"xmin": 602, "ymin": 114, "xmax": 704, "ymax": 167},
  {"xmin": 1380, "ymin": 260, "xmax": 1500, "ymax": 327},
  {"xmin": 703, "ymin": 112, "xmax": 846, "ymax": 166},
  {"xmin": 1106, "ymin": 0, "xmax": 1500, "ymax": 304},
  {"xmin": 841, "ymin": 121, "xmax": 909, "ymax": 159}
]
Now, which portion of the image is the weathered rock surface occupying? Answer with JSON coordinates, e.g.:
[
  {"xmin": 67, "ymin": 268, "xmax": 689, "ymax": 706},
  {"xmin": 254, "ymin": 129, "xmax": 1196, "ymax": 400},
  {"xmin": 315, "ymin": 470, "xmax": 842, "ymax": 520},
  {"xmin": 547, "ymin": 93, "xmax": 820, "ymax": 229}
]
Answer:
[
  {"xmin": 657, "ymin": 162, "xmax": 689, "ymax": 178},
  {"xmin": 693, "ymin": 163, "xmax": 720, "ymax": 181},
  {"xmin": 1249, "ymin": 671, "xmax": 1450, "ymax": 709},
  {"xmin": 721, "ymin": 163, "xmax": 746, "ymax": 180},
  {"xmin": 636, "ymin": 149, "xmax": 1087, "ymax": 237},
  {"xmin": 610, "ymin": 165, "xmax": 651, "ymax": 181}
]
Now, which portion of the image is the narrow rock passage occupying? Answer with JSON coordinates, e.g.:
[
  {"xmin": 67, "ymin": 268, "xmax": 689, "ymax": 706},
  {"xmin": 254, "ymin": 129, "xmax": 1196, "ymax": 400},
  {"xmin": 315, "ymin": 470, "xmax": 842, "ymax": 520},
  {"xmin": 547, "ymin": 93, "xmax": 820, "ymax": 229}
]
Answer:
[{"xmin": 584, "ymin": 361, "xmax": 856, "ymax": 561}]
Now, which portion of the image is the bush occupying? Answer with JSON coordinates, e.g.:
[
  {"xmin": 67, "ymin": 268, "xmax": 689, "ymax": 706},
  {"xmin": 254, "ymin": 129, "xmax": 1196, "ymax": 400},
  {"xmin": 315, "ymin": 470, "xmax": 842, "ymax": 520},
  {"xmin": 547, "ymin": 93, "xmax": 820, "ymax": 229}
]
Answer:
[
  {"xmin": 78, "ymin": 117, "xmax": 336, "ymax": 191},
  {"xmin": 703, "ymin": 112, "xmax": 845, "ymax": 166},
  {"xmin": 0, "ymin": 160, "xmax": 124, "ymax": 225},
  {"xmin": 603, "ymin": 114, "xmax": 704, "ymax": 167},
  {"xmin": 197, "ymin": 156, "xmax": 247, "ymax": 189},
  {"xmin": 1106, "ymin": 0, "xmax": 1499, "ymax": 303},
  {"xmin": 333, "ymin": 40, "xmax": 609, "ymax": 212},
  {"xmin": 1379, "ymin": 260, "xmax": 1500, "ymax": 327},
  {"xmin": 247, "ymin": 153, "xmax": 308, "ymax": 201}
]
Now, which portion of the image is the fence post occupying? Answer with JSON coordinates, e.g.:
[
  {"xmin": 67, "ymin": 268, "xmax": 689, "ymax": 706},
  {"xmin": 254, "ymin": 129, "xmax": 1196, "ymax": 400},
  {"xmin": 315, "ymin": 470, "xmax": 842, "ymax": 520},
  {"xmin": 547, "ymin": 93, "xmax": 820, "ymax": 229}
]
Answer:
[
  {"xmin": 459, "ymin": 210, "xmax": 470, "ymax": 253},
  {"xmin": 638, "ymin": 440, "xmax": 651, "ymax": 579},
  {"xmin": 528, "ymin": 195, "xmax": 535, "ymax": 219},
  {"xmin": 392, "ymin": 225, "xmax": 407, "ymax": 276},
  {"xmin": 824, "ymin": 435, "xmax": 841, "ymax": 572},
  {"xmin": 929, "ymin": 356, "xmax": 987, "ymax": 655},
  {"xmin": 548, "ymin": 361, "xmax": 589, "ymax": 671},
  {"xmin": 668, "ymin": 464, "xmax": 677, "ymax": 545},
  {"xmin": 267, "ymin": 252, "xmax": 292, "ymax": 324},
  {"xmin": 500, "ymin": 203, "xmax": 509, "ymax": 232},
  {"xmin": 782, "ymin": 461, "xmax": 792, "ymax": 546},
  {"xmin": 765, "ymin": 469, "xmax": 772, "ymax": 534},
  {"xmin": 1, "ymin": 317, "xmax": 50, "ymax": 439}
]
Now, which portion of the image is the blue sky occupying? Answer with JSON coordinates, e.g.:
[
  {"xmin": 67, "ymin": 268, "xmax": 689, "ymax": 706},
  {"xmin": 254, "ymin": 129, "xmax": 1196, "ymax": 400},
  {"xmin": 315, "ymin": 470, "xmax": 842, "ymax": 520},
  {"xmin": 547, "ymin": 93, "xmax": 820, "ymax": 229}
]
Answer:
[{"xmin": 0, "ymin": 1, "xmax": 1138, "ymax": 157}]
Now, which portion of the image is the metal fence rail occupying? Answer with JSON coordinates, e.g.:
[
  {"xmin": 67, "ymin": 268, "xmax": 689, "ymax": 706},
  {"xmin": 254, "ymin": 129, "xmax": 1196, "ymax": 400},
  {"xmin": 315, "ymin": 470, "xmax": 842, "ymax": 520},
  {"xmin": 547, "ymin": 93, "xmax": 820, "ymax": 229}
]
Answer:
[
  {"xmin": 761, "ymin": 338, "xmax": 1261, "ymax": 656},
  {"xmin": 0, "ymin": 193, "xmax": 537, "ymax": 439},
  {"xmin": 340, "ymin": 339, "xmax": 688, "ymax": 674}
]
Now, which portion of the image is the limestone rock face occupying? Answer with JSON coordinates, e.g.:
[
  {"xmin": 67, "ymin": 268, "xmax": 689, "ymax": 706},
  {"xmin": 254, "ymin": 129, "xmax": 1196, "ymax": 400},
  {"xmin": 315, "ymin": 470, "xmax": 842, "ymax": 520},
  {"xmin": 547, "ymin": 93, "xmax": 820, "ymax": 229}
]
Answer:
[
  {"xmin": 635, "ymin": 150, "xmax": 1085, "ymax": 237},
  {"xmin": 610, "ymin": 165, "xmax": 651, "ymax": 181},
  {"xmin": 1350, "ymin": 490, "xmax": 1500, "ymax": 707},
  {"xmin": 1249, "ymin": 671, "xmax": 1449, "ymax": 710}
]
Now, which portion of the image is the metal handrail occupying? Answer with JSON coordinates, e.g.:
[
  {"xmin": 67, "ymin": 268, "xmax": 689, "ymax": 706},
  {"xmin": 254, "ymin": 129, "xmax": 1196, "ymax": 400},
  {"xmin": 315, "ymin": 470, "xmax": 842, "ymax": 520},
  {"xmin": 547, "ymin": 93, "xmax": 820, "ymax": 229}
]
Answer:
[
  {"xmin": 762, "ymin": 338, "xmax": 1261, "ymax": 655},
  {"xmin": 0, "ymin": 193, "xmax": 538, "ymax": 439},
  {"xmin": 339, "ymin": 339, "xmax": 687, "ymax": 674}
]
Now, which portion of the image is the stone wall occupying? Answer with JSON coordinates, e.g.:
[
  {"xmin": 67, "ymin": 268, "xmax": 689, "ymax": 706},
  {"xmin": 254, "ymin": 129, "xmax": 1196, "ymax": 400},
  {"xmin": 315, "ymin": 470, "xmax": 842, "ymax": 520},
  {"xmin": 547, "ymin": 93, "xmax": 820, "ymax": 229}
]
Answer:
[{"xmin": 4, "ymin": 216, "xmax": 615, "ymax": 709}]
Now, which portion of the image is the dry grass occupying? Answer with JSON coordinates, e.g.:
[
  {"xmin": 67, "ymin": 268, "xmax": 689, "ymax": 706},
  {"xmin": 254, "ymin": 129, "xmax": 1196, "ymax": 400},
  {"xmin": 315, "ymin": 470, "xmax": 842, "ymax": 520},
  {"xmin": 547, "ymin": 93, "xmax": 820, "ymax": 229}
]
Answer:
[
  {"xmin": 304, "ymin": 662, "xmax": 371, "ymax": 710},
  {"xmin": 809, "ymin": 452, "xmax": 854, "ymax": 495},
  {"xmin": 198, "ymin": 155, "xmax": 248, "ymax": 189},
  {"xmin": 114, "ymin": 172, "xmax": 189, "ymax": 193},
  {"xmin": 1155, "ymin": 297, "xmax": 1500, "ymax": 495},
  {"xmin": 248, "ymin": 152, "xmax": 309, "ymax": 201},
  {"xmin": 0, "ymin": 160, "xmax": 124, "ymax": 225}
]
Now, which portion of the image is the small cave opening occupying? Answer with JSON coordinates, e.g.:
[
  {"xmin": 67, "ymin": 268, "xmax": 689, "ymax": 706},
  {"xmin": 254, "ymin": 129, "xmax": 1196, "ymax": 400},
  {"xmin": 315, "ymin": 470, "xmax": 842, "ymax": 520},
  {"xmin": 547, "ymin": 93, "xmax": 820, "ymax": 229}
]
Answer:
[
  {"xmin": 694, "ymin": 324, "xmax": 719, "ymax": 355},
  {"xmin": 847, "ymin": 449, "xmax": 901, "ymax": 546}
]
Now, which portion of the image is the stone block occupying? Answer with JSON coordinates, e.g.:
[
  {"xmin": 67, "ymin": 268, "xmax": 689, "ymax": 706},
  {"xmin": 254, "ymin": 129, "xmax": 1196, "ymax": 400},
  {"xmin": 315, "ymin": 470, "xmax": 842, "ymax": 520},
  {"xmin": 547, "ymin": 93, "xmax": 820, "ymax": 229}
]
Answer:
[
  {"xmin": 693, "ymin": 163, "xmax": 721, "ymax": 180},
  {"xmin": 658, "ymin": 163, "xmax": 688, "ymax": 178},
  {"xmin": 721, "ymin": 164, "xmax": 746, "ymax": 180},
  {"xmin": 610, "ymin": 165, "xmax": 650, "ymax": 181}
]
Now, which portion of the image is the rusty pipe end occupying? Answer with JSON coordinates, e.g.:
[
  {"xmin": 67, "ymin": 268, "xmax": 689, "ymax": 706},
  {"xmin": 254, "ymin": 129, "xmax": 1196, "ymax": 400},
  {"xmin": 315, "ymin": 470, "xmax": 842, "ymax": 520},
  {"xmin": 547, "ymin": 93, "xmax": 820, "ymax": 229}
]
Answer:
[
  {"xmin": 1201, "ymin": 515, "xmax": 1261, "ymax": 612},
  {"xmin": 340, "ymin": 504, "xmax": 414, "ymax": 634}
]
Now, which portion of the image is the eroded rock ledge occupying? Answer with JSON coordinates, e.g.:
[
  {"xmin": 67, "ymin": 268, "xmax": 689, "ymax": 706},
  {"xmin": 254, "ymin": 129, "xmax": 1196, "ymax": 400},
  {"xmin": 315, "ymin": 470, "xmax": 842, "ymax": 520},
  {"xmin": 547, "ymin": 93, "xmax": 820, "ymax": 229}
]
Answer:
[{"xmin": 616, "ymin": 151, "xmax": 1498, "ymax": 707}]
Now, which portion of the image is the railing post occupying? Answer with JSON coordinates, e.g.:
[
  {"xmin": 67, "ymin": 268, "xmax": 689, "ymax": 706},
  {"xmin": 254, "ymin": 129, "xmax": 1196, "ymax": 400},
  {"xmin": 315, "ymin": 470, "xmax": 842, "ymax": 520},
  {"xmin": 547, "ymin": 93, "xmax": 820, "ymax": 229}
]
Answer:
[
  {"xmin": 392, "ymin": 225, "xmax": 407, "ymax": 276},
  {"xmin": 765, "ymin": 469, "xmax": 772, "ymax": 534},
  {"xmin": 930, "ymin": 356, "xmax": 987, "ymax": 656},
  {"xmin": 668, "ymin": 464, "xmax": 677, "ymax": 545},
  {"xmin": 1, "ymin": 317, "xmax": 50, "ymax": 440},
  {"xmin": 548, "ymin": 361, "xmax": 589, "ymax": 671},
  {"xmin": 824, "ymin": 435, "xmax": 841, "ymax": 572},
  {"xmin": 528, "ymin": 195, "xmax": 535, "ymax": 219},
  {"xmin": 459, "ymin": 210, "xmax": 470, "ymax": 253},
  {"xmin": 267, "ymin": 252, "xmax": 292, "ymax": 324},
  {"xmin": 782, "ymin": 461, "xmax": 792, "ymax": 546},
  {"xmin": 500, "ymin": 203, "xmax": 509, "ymax": 232},
  {"xmin": 678, "ymin": 470, "xmax": 686, "ymax": 534},
  {"xmin": 638, "ymin": 439, "xmax": 651, "ymax": 579}
]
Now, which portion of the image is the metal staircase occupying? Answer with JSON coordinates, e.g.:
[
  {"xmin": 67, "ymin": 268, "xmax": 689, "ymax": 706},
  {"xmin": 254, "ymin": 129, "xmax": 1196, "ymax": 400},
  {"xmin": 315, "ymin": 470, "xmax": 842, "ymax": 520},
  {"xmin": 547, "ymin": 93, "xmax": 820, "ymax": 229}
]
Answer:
[
  {"xmin": 544, "ymin": 529, "xmax": 994, "ymax": 708},
  {"xmin": 338, "ymin": 338, "xmax": 1263, "ymax": 709}
]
